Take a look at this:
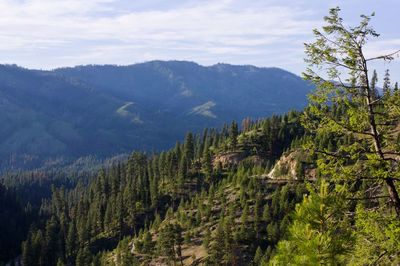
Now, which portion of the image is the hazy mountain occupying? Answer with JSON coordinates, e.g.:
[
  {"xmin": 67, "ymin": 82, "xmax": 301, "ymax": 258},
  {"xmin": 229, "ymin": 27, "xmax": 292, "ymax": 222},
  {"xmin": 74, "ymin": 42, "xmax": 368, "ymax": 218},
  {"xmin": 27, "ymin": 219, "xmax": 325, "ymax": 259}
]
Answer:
[{"xmin": 0, "ymin": 61, "xmax": 313, "ymax": 168}]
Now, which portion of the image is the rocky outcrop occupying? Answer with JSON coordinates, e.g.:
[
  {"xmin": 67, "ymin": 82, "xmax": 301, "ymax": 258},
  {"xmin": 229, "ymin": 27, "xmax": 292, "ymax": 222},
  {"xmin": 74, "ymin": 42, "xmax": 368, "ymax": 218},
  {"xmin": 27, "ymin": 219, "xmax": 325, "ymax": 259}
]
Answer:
[
  {"xmin": 268, "ymin": 150, "xmax": 315, "ymax": 180},
  {"xmin": 213, "ymin": 151, "xmax": 247, "ymax": 168}
]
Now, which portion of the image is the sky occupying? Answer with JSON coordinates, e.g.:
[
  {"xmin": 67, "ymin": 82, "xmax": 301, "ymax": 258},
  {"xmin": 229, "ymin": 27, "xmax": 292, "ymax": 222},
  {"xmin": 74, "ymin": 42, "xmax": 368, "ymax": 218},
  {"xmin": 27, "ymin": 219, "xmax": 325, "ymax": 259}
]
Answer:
[{"xmin": 0, "ymin": 0, "xmax": 399, "ymax": 76}]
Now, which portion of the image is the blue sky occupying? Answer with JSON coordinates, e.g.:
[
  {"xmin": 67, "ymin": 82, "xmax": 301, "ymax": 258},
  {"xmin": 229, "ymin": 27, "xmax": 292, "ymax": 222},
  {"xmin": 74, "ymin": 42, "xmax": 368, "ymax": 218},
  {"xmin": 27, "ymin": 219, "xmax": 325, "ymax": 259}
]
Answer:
[{"xmin": 0, "ymin": 0, "xmax": 399, "ymax": 77}]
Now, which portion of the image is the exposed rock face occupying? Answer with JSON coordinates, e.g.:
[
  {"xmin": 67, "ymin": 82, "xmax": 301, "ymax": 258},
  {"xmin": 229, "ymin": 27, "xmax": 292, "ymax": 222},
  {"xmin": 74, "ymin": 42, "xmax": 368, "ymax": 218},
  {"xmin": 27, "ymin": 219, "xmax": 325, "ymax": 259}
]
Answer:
[
  {"xmin": 268, "ymin": 152, "xmax": 300, "ymax": 179},
  {"xmin": 268, "ymin": 150, "xmax": 315, "ymax": 180},
  {"xmin": 213, "ymin": 151, "xmax": 247, "ymax": 168},
  {"xmin": 212, "ymin": 151, "xmax": 265, "ymax": 170}
]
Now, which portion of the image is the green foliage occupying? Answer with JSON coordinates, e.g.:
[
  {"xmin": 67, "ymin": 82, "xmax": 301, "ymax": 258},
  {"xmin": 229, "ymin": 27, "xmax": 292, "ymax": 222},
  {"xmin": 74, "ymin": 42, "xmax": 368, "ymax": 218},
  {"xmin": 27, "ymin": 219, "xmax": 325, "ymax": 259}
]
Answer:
[
  {"xmin": 13, "ymin": 106, "xmax": 307, "ymax": 265},
  {"xmin": 113, "ymin": 237, "xmax": 139, "ymax": 266},
  {"xmin": 207, "ymin": 218, "xmax": 228, "ymax": 265},
  {"xmin": 75, "ymin": 246, "xmax": 92, "ymax": 266},
  {"xmin": 349, "ymin": 205, "xmax": 400, "ymax": 265},
  {"xmin": 302, "ymin": 6, "xmax": 400, "ymax": 213},
  {"xmin": 271, "ymin": 181, "xmax": 353, "ymax": 265},
  {"xmin": 268, "ymin": 6, "xmax": 400, "ymax": 265},
  {"xmin": 202, "ymin": 227, "xmax": 211, "ymax": 248},
  {"xmin": 156, "ymin": 222, "xmax": 184, "ymax": 265},
  {"xmin": 230, "ymin": 121, "xmax": 239, "ymax": 150},
  {"xmin": 253, "ymin": 246, "xmax": 263, "ymax": 265}
]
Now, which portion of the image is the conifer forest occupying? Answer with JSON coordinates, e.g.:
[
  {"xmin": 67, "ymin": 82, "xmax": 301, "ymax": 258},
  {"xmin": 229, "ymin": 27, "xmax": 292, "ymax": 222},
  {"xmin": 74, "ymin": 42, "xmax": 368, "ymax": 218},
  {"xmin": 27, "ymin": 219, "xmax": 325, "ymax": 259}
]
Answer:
[{"xmin": 0, "ymin": 5, "xmax": 399, "ymax": 266}]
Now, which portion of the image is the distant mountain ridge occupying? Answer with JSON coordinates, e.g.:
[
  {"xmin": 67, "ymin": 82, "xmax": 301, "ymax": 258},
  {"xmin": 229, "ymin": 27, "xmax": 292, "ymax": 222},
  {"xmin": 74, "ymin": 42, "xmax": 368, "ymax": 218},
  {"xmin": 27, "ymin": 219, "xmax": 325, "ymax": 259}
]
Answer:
[{"xmin": 0, "ymin": 61, "xmax": 313, "ymax": 169}]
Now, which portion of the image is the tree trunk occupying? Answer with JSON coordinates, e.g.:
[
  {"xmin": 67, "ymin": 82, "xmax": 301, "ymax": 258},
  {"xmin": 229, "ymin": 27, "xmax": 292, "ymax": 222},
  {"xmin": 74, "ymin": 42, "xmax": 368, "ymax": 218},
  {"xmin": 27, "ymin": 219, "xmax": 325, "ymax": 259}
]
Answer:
[
  {"xmin": 360, "ymin": 59, "xmax": 400, "ymax": 216},
  {"xmin": 385, "ymin": 178, "xmax": 400, "ymax": 215}
]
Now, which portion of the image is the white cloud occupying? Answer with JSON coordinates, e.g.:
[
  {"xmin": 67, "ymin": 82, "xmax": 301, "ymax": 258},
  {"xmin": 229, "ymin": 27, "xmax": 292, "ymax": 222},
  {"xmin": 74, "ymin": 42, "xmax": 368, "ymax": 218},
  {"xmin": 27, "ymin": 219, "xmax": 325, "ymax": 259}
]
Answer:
[
  {"xmin": 1, "ymin": 0, "xmax": 398, "ymax": 76},
  {"xmin": 0, "ymin": 0, "xmax": 320, "ymax": 72},
  {"xmin": 363, "ymin": 39, "xmax": 400, "ymax": 79},
  {"xmin": 365, "ymin": 39, "xmax": 400, "ymax": 58}
]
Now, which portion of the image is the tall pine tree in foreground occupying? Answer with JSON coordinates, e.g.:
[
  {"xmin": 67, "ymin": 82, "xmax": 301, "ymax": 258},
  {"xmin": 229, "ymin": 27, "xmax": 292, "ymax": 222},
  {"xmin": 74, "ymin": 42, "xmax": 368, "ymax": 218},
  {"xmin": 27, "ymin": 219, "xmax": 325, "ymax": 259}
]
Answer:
[
  {"xmin": 271, "ymin": 181, "xmax": 352, "ymax": 265},
  {"xmin": 273, "ymin": 7, "xmax": 400, "ymax": 265},
  {"xmin": 302, "ymin": 7, "xmax": 400, "ymax": 214}
]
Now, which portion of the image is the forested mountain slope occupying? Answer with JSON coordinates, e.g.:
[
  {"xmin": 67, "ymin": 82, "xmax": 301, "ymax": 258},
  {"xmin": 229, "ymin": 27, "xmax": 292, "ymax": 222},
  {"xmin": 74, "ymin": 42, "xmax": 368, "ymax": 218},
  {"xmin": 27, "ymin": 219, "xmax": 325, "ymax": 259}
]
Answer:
[
  {"xmin": 16, "ymin": 111, "xmax": 306, "ymax": 266},
  {"xmin": 0, "ymin": 62, "xmax": 313, "ymax": 170},
  {"xmin": 2, "ymin": 7, "xmax": 399, "ymax": 266}
]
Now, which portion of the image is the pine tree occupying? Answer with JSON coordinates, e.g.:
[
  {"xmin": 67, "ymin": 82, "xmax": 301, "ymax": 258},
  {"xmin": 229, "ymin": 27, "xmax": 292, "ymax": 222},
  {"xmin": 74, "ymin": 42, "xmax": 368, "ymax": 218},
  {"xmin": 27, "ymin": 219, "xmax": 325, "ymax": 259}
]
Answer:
[
  {"xmin": 253, "ymin": 246, "xmax": 263, "ymax": 265},
  {"xmin": 370, "ymin": 69, "xmax": 378, "ymax": 100},
  {"xmin": 66, "ymin": 222, "xmax": 78, "ymax": 264},
  {"xmin": 178, "ymin": 155, "xmax": 188, "ymax": 187},
  {"xmin": 33, "ymin": 230, "xmax": 44, "ymax": 265},
  {"xmin": 142, "ymin": 231, "xmax": 153, "ymax": 254},
  {"xmin": 266, "ymin": 222, "xmax": 278, "ymax": 244},
  {"xmin": 302, "ymin": 7, "xmax": 400, "ymax": 215},
  {"xmin": 150, "ymin": 158, "xmax": 160, "ymax": 207},
  {"xmin": 262, "ymin": 204, "xmax": 271, "ymax": 223},
  {"xmin": 157, "ymin": 223, "xmax": 176, "ymax": 264},
  {"xmin": 229, "ymin": 121, "xmax": 239, "ymax": 150},
  {"xmin": 222, "ymin": 217, "xmax": 237, "ymax": 265},
  {"xmin": 271, "ymin": 181, "xmax": 353, "ymax": 265},
  {"xmin": 75, "ymin": 246, "xmax": 92, "ymax": 266},
  {"xmin": 383, "ymin": 69, "xmax": 391, "ymax": 96},
  {"xmin": 239, "ymin": 203, "xmax": 249, "ymax": 239},
  {"xmin": 22, "ymin": 236, "xmax": 36, "ymax": 266},
  {"xmin": 202, "ymin": 227, "xmax": 211, "ymax": 248},
  {"xmin": 184, "ymin": 132, "xmax": 195, "ymax": 164},
  {"xmin": 203, "ymin": 151, "xmax": 213, "ymax": 184},
  {"xmin": 288, "ymin": 8, "xmax": 400, "ymax": 264},
  {"xmin": 208, "ymin": 219, "xmax": 225, "ymax": 264},
  {"xmin": 349, "ymin": 205, "xmax": 400, "ymax": 265},
  {"xmin": 42, "ymin": 218, "xmax": 60, "ymax": 266},
  {"xmin": 253, "ymin": 195, "xmax": 262, "ymax": 238},
  {"xmin": 174, "ymin": 223, "xmax": 184, "ymax": 266}
]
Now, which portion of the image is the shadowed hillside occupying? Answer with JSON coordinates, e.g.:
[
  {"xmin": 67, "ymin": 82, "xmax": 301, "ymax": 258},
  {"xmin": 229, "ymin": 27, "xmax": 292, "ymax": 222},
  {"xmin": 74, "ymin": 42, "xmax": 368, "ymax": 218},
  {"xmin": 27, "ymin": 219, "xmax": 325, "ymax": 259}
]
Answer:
[{"xmin": 0, "ymin": 61, "xmax": 313, "ymax": 170}]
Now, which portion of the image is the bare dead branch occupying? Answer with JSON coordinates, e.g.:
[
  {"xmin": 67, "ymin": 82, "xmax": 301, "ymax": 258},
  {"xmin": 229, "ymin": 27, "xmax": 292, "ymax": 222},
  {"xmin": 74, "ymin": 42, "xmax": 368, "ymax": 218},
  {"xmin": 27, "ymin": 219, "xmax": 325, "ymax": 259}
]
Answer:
[
  {"xmin": 346, "ymin": 195, "xmax": 390, "ymax": 200},
  {"xmin": 366, "ymin": 49, "xmax": 400, "ymax": 62}
]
